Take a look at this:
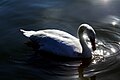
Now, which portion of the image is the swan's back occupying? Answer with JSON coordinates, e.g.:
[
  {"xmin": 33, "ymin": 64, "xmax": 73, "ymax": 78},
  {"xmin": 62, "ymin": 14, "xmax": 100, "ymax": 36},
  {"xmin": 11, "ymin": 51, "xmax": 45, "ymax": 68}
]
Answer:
[{"xmin": 21, "ymin": 29, "xmax": 82, "ymax": 58}]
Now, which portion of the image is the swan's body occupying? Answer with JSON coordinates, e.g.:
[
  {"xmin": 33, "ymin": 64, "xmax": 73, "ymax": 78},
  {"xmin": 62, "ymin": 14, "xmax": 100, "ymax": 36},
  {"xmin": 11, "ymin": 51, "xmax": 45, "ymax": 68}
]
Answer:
[
  {"xmin": 20, "ymin": 24, "xmax": 96, "ymax": 80},
  {"xmin": 20, "ymin": 24, "xmax": 96, "ymax": 59}
]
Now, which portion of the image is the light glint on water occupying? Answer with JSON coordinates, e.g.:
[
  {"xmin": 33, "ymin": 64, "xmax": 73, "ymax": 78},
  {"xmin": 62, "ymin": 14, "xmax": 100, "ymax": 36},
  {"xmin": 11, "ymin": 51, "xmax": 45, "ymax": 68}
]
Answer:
[
  {"xmin": 102, "ymin": 0, "xmax": 110, "ymax": 3},
  {"xmin": 111, "ymin": 21, "xmax": 117, "ymax": 26},
  {"xmin": 111, "ymin": 47, "xmax": 116, "ymax": 53},
  {"xmin": 91, "ymin": 41, "xmax": 117, "ymax": 64},
  {"xmin": 91, "ymin": 0, "xmax": 111, "ymax": 5}
]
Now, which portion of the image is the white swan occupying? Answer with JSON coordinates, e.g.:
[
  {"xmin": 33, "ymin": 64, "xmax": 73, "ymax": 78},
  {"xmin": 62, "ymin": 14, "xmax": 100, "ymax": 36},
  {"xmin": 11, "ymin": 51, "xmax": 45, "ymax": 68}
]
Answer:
[
  {"xmin": 20, "ymin": 24, "xmax": 96, "ymax": 59},
  {"xmin": 20, "ymin": 24, "xmax": 96, "ymax": 80}
]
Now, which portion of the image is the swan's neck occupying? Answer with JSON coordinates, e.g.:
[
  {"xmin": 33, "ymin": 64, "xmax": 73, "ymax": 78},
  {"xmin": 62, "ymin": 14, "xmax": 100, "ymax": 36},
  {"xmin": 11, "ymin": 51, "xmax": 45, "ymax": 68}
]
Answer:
[{"xmin": 78, "ymin": 28, "xmax": 92, "ymax": 58}]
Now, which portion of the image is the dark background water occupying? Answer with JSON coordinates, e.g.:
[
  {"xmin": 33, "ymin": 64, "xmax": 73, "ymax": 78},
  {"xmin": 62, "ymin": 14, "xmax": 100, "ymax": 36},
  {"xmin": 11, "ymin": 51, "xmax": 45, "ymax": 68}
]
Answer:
[{"xmin": 0, "ymin": 0, "xmax": 120, "ymax": 80}]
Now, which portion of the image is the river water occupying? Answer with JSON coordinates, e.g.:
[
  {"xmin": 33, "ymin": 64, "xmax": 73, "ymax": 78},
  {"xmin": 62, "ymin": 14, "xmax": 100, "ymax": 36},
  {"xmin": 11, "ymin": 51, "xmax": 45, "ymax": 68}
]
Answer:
[{"xmin": 0, "ymin": 0, "xmax": 120, "ymax": 80}]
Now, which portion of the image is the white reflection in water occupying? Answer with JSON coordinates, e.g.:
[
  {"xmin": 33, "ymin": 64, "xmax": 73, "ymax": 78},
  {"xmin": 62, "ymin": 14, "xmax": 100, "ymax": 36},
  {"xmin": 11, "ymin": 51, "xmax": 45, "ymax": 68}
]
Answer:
[
  {"xmin": 102, "ymin": 15, "xmax": 120, "ymax": 25},
  {"xmin": 83, "ymin": 31, "xmax": 119, "ymax": 66},
  {"xmin": 102, "ymin": 0, "xmax": 111, "ymax": 4},
  {"xmin": 83, "ymin": 30, "xmax": 118, "ymax": 65},
  {"xmin": 91, "ymin": 0, "xmax": 112, "ymax": 5},
  {"xmin": 118, "ymin": 42, "xmax": 120, "ymax": 45},
  {"xmin": 87, "ymin": 40, "xmax": 117, "ymax": 64},
  {"xmin": 111, "ymin": 47, "xmax": 116, "ymax": 53},
  {"xmin": 111, "ymin": 21, "xmax": 117, "ymax": 26}
]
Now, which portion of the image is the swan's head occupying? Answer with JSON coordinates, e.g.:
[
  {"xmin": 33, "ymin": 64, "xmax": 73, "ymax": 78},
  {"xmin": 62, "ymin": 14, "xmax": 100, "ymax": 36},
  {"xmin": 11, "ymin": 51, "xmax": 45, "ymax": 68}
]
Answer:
[
  {"xmin": 78, "ymin": 24, "xmax": 96, "ymax": 51},
  {"xmin": 87, "ymin": 28, "xmax": 96, "ymax": 51}
]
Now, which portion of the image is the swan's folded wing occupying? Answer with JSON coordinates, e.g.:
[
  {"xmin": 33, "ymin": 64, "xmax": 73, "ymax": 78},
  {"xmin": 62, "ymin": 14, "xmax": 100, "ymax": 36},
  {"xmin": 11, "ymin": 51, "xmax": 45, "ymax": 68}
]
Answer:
[{"xmin": 21, "ymin": 29, "xmax": 82, "ymax": 58}]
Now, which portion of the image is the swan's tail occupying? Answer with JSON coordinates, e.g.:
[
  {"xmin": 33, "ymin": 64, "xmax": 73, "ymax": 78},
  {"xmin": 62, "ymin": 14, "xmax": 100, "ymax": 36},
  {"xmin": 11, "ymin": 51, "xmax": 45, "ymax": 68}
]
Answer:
[
  {"xmin": 20, "ymin": 29, "xmax": 27, "ymax": 33},
  {"xmin": 20, "ymin": 29, "xmax": 36, "ymax": 37}
]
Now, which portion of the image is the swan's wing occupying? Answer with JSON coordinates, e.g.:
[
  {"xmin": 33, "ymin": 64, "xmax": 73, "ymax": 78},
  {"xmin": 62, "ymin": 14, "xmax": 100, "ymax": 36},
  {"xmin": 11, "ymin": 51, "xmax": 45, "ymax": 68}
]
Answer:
[{"xmin": 21, "ymin": 29, "xmax": 82, "ymax": 58}]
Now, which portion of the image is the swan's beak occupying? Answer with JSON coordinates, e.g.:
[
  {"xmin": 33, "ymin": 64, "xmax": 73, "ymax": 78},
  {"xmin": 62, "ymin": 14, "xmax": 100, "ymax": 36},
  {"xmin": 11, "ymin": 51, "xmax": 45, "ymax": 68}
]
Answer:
[
  {"xmin": 90, "ymin": 38, "xmax": 96, "ymax": 51},
  {"xmin": 92, "ymin": 42, "xmax": 96, "ymax": 51},
  {"xmin": 92, "ymin": 44, "xmax": 96, "ymax": 51}
]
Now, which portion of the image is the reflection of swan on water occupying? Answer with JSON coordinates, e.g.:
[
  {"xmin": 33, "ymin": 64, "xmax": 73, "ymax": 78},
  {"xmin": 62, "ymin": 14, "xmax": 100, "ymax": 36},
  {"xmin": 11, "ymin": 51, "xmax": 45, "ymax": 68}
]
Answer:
[{"xmin": 20, "ymin": 24, "xmax": 96, "ymax": 80}]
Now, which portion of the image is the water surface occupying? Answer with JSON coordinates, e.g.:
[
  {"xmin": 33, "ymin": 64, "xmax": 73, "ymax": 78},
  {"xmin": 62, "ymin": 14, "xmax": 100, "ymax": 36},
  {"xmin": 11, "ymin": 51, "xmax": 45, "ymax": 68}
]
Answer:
[{"xmin": 0, "ymin": 0, "xmax": 120, "ymax": 80}]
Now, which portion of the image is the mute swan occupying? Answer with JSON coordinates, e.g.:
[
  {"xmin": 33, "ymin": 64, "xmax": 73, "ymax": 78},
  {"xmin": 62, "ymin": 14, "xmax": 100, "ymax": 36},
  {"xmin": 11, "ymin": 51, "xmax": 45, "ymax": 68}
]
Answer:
[
  {"xmin": 20, "ymin": 24, "xmax": 96, "ymax": 58},
  {"xmin": 20, "ymin": 24, "xmax": 96, "ymax": 79}
]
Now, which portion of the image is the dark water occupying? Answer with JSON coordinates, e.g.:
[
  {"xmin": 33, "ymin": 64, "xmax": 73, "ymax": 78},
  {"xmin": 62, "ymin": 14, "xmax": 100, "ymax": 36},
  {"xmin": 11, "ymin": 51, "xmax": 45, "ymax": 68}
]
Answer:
[{"xmin": 0, "ymin": 0, "xmax": 120, "ymax": 80}]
